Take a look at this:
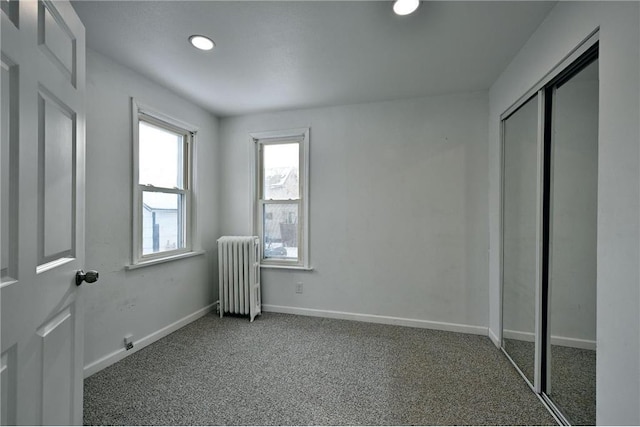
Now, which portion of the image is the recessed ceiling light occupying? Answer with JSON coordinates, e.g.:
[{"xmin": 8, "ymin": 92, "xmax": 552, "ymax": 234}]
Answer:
[
  {"xmin": 393, "ymin": 0, "xmax": 419, "ymax": 16},
  {"xmin": 189, "ymin": 35, "xmax": 215, "ymax": 51}
]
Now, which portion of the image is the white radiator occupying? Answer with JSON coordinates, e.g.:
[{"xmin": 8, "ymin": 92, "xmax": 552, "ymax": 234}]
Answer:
[{"xmin": 217, "ymin": 236, "xmax": 261, "ymax": 322}]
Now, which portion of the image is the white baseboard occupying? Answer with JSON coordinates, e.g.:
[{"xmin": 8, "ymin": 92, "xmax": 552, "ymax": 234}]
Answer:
[
  {"xmin": 549, "ymin": 335, "xmax": 596, "ymax": 351},
  {"xmin": 262, "ymin": 304, "xmax": 488, "ymax": 336},
  {"xmin": 83, "ymin": 303, "xmax": 215, "ymax": 378},
  {"xmin": 503, "ymin": 328, "xmax": 596, "ymax": 350},
  {"xmin": 488, "ymin": 328, "xmax": 501, "ymax": 348},
  {"xmin": 503, "ymin": 329, "xmax": 536, "ymax": 343}
]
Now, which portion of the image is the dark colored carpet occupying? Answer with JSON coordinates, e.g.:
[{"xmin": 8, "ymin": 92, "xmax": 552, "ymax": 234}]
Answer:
[
  {"xmin": 549, "ymin": 345, "xmax": 596, "ymax": 426},
  {"xmin": 84, "ymin": 312, "xmax": 558, "ymax": 425},
  {"xmin": 503, "ymin": 338, "xmax": 536, "ymax": 384},
  {"xmin": 503, "ymin": 338, "xmax": 596, "ymax": 425}
]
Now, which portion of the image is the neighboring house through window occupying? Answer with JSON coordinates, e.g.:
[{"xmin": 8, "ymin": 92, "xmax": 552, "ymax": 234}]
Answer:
[
  {"xmin": 132, "ymin": 99, "xmax": 195, "ymax": 265},
  {"xmin": 251, "ymin": 128, "xmax": 309, "ymax": 269}
]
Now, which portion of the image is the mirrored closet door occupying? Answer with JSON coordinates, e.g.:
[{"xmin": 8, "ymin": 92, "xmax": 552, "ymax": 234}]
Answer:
[
  {"xmin": 502, "ymin": 93, "xmax": 540, "ymax": 388},
  {"xmin": 544, "ymin": 54, "xmax": 598, "ymax": 426},
  {"xmin": 501, "ymin": 40, "xmax": 598, "ymax": 426}
]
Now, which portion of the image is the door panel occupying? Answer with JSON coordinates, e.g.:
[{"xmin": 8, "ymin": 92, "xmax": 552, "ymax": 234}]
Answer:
[
  {"xmin": 0, "ymin": 0, "xmax": 18, "ymax": 28},
  {"xmin": 1, "ymin": 0, "xmax": 86, "ymax": 424},
  {"xmin": 1, "ymin": 346, "xmax": 17, "ymax": 426},
  {"xmin": 1, "ymin": 56, "xmax": 18, "ymax": 284},
  {"xmin": 39, "ymin": 89, "xmax": 76, "ymax": 264},
  {"xmin": 1, "ymin": 61, "xmax": 10, "ymax": 277},
  {"xmin": 39, "ymin": 0, "xmax": 76, "ymax": 82},
  {"xmin": 39, "ymin": 305, "xmax": 75, "ymax": 424}
]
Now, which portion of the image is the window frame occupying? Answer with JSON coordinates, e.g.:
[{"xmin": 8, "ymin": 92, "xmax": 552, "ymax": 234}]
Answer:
[
  {"xmin": 131, "ymin": 99, "xmax": 197, "ymax": 266},
  {"xmin": 251, "ymin": 128, "xmax": 310, "ymax": 269}
]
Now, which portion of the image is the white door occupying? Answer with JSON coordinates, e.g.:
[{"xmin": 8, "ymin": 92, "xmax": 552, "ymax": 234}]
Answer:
[{"xmin": 1, "ymin": 0, "xmax": 88, "ymax": 424}]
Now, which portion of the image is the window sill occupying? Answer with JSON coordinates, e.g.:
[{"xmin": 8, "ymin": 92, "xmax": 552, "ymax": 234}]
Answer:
[
  {"xmin": 260, "ymin": 264, "xmax": 314, "ymax": 271},
  {"xmin": 126, "ymin": 250, "xmax": 205, "ymax": 270}
]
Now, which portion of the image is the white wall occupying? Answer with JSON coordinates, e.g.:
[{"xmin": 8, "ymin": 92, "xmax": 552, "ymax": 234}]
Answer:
[
  {"xmin": 83, "ymin": 49, "xmax": 220, "ymax": 374},
  {"xmin": 220, "ymin": 93, "xmax": 489, "ymax": 332},
  {"xmin": 488, "ymin": 2, "xmax": 640, "ymax": 424}
]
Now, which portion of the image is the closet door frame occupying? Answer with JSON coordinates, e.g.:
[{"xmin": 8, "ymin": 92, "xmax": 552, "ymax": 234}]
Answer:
[{"xmin": 499, "ymin": 29, "xmax": 599, "ymax": 426}]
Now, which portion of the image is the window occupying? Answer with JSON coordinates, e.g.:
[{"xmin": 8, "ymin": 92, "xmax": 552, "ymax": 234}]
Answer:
[
  {"xmin": 132, "ymin": 100, "xmax": 195, "ymax": 265},
  {"xmin": 252, "ymin": 128, "xmax": 309, "ymax": 268}
]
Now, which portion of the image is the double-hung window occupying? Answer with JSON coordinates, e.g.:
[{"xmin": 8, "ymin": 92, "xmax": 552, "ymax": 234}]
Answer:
[
  {"xmin": 252, "ymin": 128, "xmax": 309, "ymax": 269},
  {"xmin": 132, "ymin": 101, "xmax": 195, "ymax": 265}
]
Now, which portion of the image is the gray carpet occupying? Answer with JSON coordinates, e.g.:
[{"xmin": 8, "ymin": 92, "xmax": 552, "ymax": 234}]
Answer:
[
  {"xmin": 84, "ymin": 312, "xmax": 558, "ymax": 426},
  {"xmin": 503, "ymin": 338, "xmax": 536, "ymax": 385},
  {"xmin": 503, "ymin": 338, "xmax": 596, "ymax": 425},
  {"xmin": 549, "ymin": 345, "xmax": 596, "ymax": 426}
]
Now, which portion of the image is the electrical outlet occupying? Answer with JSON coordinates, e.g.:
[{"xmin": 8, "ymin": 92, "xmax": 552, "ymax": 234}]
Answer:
[
  {"xmin": 295, "ymin": 282, "xmax": 303, "ymax": 294},
  {"xmin": 124, "ymin": 334, "xmax": 134, "ymax": 351}
]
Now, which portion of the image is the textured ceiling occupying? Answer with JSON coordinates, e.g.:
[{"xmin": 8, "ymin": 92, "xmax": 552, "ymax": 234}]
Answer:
[{"xmin": 72, "ymin": 1, "xmax": 556, "ymax": 117}]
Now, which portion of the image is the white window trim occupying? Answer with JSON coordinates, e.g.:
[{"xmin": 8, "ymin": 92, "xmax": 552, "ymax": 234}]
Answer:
[
  {"xmin": 250, "ymin": 128, "xmax": 310, "ymax": 269},
  {"xmin": 130, "ymin": 98, "xmax": 199, "ymax": 266}
]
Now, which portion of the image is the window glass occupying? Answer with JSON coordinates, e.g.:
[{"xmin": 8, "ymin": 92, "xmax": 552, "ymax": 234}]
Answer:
[
  {"xmin": 262, "ymin": 143, "xmax": 299, "ymax": 200},
  {"xmin": 139, "ymin": 121, "xmax": 184, "ymax": 189},
  {"xmin": 263, "ymin": 203, "xmax": 298, "ymax": 260},
  {"xmin": 141, "ymin": 191, "xmax": 184, "ymax": 256}
]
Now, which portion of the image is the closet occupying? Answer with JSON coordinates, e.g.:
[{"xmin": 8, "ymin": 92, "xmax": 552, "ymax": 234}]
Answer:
[{"xmin": 501, "ymin": 36, "xmax": 598, "ymax": 426}]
